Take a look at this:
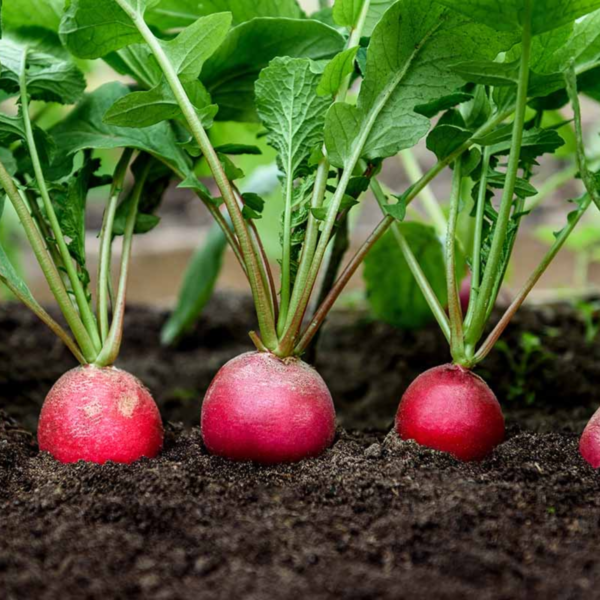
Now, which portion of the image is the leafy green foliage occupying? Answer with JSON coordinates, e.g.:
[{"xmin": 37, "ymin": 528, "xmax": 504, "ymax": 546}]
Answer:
[
  {"xmin": 317, "ymin": 47, "xmax": 359, "ymax": 97},
  {"xmin": 146, "ymin": 0, "xmax": 303, "ymax": 29},
  {"xmin": 427, "ymin": 120, "xmax": 472, "ymax": 161},
  {"xmin": 163, "ymin": 12, "xmax": 232, "ymax": 82},
  {"xmin": 60, "ymin": 0, "xmax": 155, "ymax": 59},
  {"xmin": 256, "ymin": 57, "xmax": 330, "ymax": 193},
  {"xmin": 113, "ymin": 173, "xmax": 167, "ymax": 236},
  {"xmin": 332, "ymin": 0, "xmax": 365, "ymax": 28},
  {"xmin": 0, "ymin": 37, "xmax": 85, "ymax": 104},
  {"xmin": 436, "ymin": 0, "xmax": 600, "ymax": 36},
  {"xmin": 50, "ymin": 155, "xmax": 101, "ymax": 294},
  {"xmin": 214, "ymin": 144, "xmax": 262, "ymax": 156},
  {"xmin": 51, "ymin": 83, "xmax": 191, "ymax": 177},
  {"xmin": 475, "ymin": 125, "xmax": 565, "ymax": 160},
  {"xmin": 201, "ymin": 18, "xmax": 345, "ymax": 121},
  {"xmin": 333, "ymin": 0, "xmax": 397, "ymax": 37},
  {"xmin": 104, "ymin": 79, "xmax": 217, "ymax": 129},
  {"xmin": 364, "ymin": 222, "xmax": 447, "ymax": 330},
  {"xmin": 2, "ymin": 0, "xmax": 63, "ymax": 32},
  {"xmin": 241, "ymin": 192, "xmax": 265, "ymax": 220},
  {"xmin": 324, "ymin": 0, "xmax": 514, "ymax": 168}
]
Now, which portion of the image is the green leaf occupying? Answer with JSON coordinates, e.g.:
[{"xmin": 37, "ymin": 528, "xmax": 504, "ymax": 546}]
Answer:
[
  {"xmin": 0, "ymin": 242, "xmax": 37, "ymax": 304},
  {"xmin": 333, "ymin": 0, "xmax": 365, "ymax": 28},
  {"xmin": 201, "ymin": 18, "xmax": 345, "ymax": 121},
  {"xmin": 162, "ymin": 12, "xmax": 232, "ymax": 81},
  {"xmin": 414, "ymin": 91, "xmax": 474, "ymax": 119},
  {"xmin": 256, "ymin": 57, "xmax": 331, "ymax": 192},
  {"xmin": 324, "ymin": 0, "xmax": 514, "ymax": 168},
  {"xmin": 317, "ymin": 47, "xmax": 359, "ymax": 96},
  {"xmin": 51, "ymin": 155, "xmax": 99, "ymax": 294},
  {"xmin": 160, "ymin": 221, "xmax": 227, "ymax": 345},
  {"xmin": 51, "ymin": 82, "xmax": 191, "ymax": 177},
  {"xmin": 113, "ymin": 157, "xmax": 169, "ymax": 235},
  {"xmin": 104, "ymin": 45, "xmax": 162, "ymax": 89},
  {"xmin": 60, "ymin": 0, "xmax": 159, "ymax": 59},
  {"xmin": 0, "ymin": 113, "xmax": 27, "ymax": 145},
  {"xmin": 0, "ymin": 37, "xmax": 86, "ymax": 104},
  {"xmin": 579, "ymin": 64, "xmax": 600, "ymax": 102},
  {"xmin": 177, "ymin": 172, "xmax": 216, "ymax": 204},
  {"xmin": 0, "ymin": 111, "xmax": 56, "ymax": 173},
  {"xmin": 451, "ymin": 60, "xmax": 520, "ymax": 87},
  {"xmin": 0, "ymin": 148, "xmax": 18, "ymax": 177},
  {"xmin": 383, "ymin": 195, "xmax": 408, "ymax": 222},
  {"xmin": 218, "ymin": 153, "xmax": 244, "ymax": 180},
  {"xmin": 3, "ymin": 0, "xmax": 63, "ymax": 32},
  {"xmin": 436, "ymin": 0, "xmax": 600, "ymax": 36},
  {"xmin": 364, "ymin": 222, "xmax": 447, "ymax": 330},
  {"xmin": 241, "ymin": 192, "xmax": 265, "ymax": 220},
  {"xmin": 147, "ymin": 0, "xmax": 303, "ymax": 29},
  {"xmin": 486, "ymin": 171, "xmax": 538, "ymax": 198},
  {"xmin": 525, "ymin": 11, "xmax": 600, "ymax": 78},
  {"xmin": 334, "ymin": 0, "xmax": 398, "ymax": 37},
  {"xmin": 104, "ymin": 79, "xmax": 217, "ymax": 128},
  {"xmin": 426, "ymin": 123, "xmax": 473, "ymax": 161},
  {"xmin": 214, "ymin": 143, "xmax": 262, "ymax": 155},
  {"xmin": 475, "ymin": 125, "xmax": 565, "ymax": 159},
  {"xmin": 362, "ymin": 0, "xmax": 396, "ymax": 37}
]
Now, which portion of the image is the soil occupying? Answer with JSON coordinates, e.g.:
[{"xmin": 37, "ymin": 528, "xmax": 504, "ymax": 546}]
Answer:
[{"xmin": 1, "ymin": 294, "xmax": 600, "ymax": 599}]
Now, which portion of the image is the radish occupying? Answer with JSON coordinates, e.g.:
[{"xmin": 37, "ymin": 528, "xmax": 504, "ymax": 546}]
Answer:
[
  {"xmin": 202, "ymin": 352, "xmax": 335, "ymax": 463},
  {"xmin": 0, "ymin": 59, "xmax": 167, "ymax": 464},
  {"xmin": 38, "ymin": 367, "xmax": 163, "ymax": 464},
  {"xmin": 396, "ymin": 364, "xmax": 505, "ymax": 461},
  {"xmin": 580, "ymin": 408, "xmax": 600, "ymax": 468}
]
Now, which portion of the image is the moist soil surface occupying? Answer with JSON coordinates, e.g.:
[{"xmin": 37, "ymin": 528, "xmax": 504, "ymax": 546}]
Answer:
[{"xmin": 1, "ymin": 294, "xmax": 600, "ymax": 599}]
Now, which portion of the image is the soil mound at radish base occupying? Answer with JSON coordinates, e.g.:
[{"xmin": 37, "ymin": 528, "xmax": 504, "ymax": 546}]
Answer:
[{"xmin": 1, "ymin": 412, "xmax": 599, "ymax": 600}]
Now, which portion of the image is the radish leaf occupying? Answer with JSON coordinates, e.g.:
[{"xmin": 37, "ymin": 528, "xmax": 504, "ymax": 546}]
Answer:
[
  {"xmin": 201, "ymin": 18, "xmax": 345, "ymax": 121},
  {"xmin": 324, "ymin": 0, "xmax": 515, "ymax": 168},
  {"xmin": 437, "ymin": 0, "xmax": 600, "ymax": 36},
  {"xmin": 364, "ymin": 223, "xmax": 449, "ymax": 330}
]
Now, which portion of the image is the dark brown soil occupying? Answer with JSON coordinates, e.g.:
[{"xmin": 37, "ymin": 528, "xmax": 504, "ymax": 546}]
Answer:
[{"xmin": 1, "ymin": 295, "xmax": 600, "ymax": 599}]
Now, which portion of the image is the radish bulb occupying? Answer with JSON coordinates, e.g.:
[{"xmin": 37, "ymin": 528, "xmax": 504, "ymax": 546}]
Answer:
[
  {"xmin": 580, "ymin": 408, "xmax": 600, "ymax": 468},
  {"xmin": 396, "ymin": 364, "xmax": 505, "ymax": 461},
  {"xmin": 201, "ymin": 351, "xmax": 336, "ymax": 464},
  {"xmin": 38, "ymin": 366, "xmax": 164, "ymax": 464}
]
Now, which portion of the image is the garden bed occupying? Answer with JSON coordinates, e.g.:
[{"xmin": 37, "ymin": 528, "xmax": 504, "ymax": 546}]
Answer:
[{"xmin": 1, "ymin": 294, "xmax": 600, "ymax": 599}]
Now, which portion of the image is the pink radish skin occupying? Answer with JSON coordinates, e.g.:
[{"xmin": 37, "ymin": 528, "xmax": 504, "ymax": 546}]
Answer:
[
  {"xmin": 396, "ymin": 364, "xmax": 505, "ymax": 461},
  {"xmin": 580, "ymin": 408, "xmax": 600, "ymax": 468},
  {"xmin": 38, "ymin": 366, "xmax": 164, "ymax": 464},
  {"xmin": 201, "ymin": 351, "xmax": 336, "ymax": 464}
]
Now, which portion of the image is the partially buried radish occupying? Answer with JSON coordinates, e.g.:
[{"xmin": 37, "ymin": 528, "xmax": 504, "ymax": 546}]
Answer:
[
  {"xmin": 0, "ymin": 145, "xmax": 164, "ymax": 464},
  {"xmin": 580, "ymin": 408, "xmax": 600, "ymax": 468},
  {"xmin": 396, "ymin": 364, "xmax": 505, "ymax": 461},
  {"xmin": 38, "ymin": 366, "xmax": 163, "ymax": 464},
  {"xmin": 201, "ymin": 352, "xmax": 335, "ymax": 464}
]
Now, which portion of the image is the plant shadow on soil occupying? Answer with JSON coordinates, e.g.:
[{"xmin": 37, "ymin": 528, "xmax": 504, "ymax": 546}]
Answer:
[{"xmin": 1, "ymin": 293, "xmax": 599, "ymax": 599}]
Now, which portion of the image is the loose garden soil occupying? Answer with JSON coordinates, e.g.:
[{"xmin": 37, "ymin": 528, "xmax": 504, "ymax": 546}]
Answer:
[{"xmin": 1, "ymin": 293, "xmax": 599, "ymax": 599}]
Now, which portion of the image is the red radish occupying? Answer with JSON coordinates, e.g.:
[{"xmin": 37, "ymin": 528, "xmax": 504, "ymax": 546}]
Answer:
[
  {"xmin": 580, "ymin": 408, "xmax": 600, "ymax": 468},
  {"xmin": 396, "ymin": 364, "xmax": 505, "ymax": 461},
  {"xmin": 38, "ymin": 366, "xmax": 164, "ymax": 464},
  {"xmin": 201, "ymin": 351, "xmax": 336, "ymax": 463}
]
